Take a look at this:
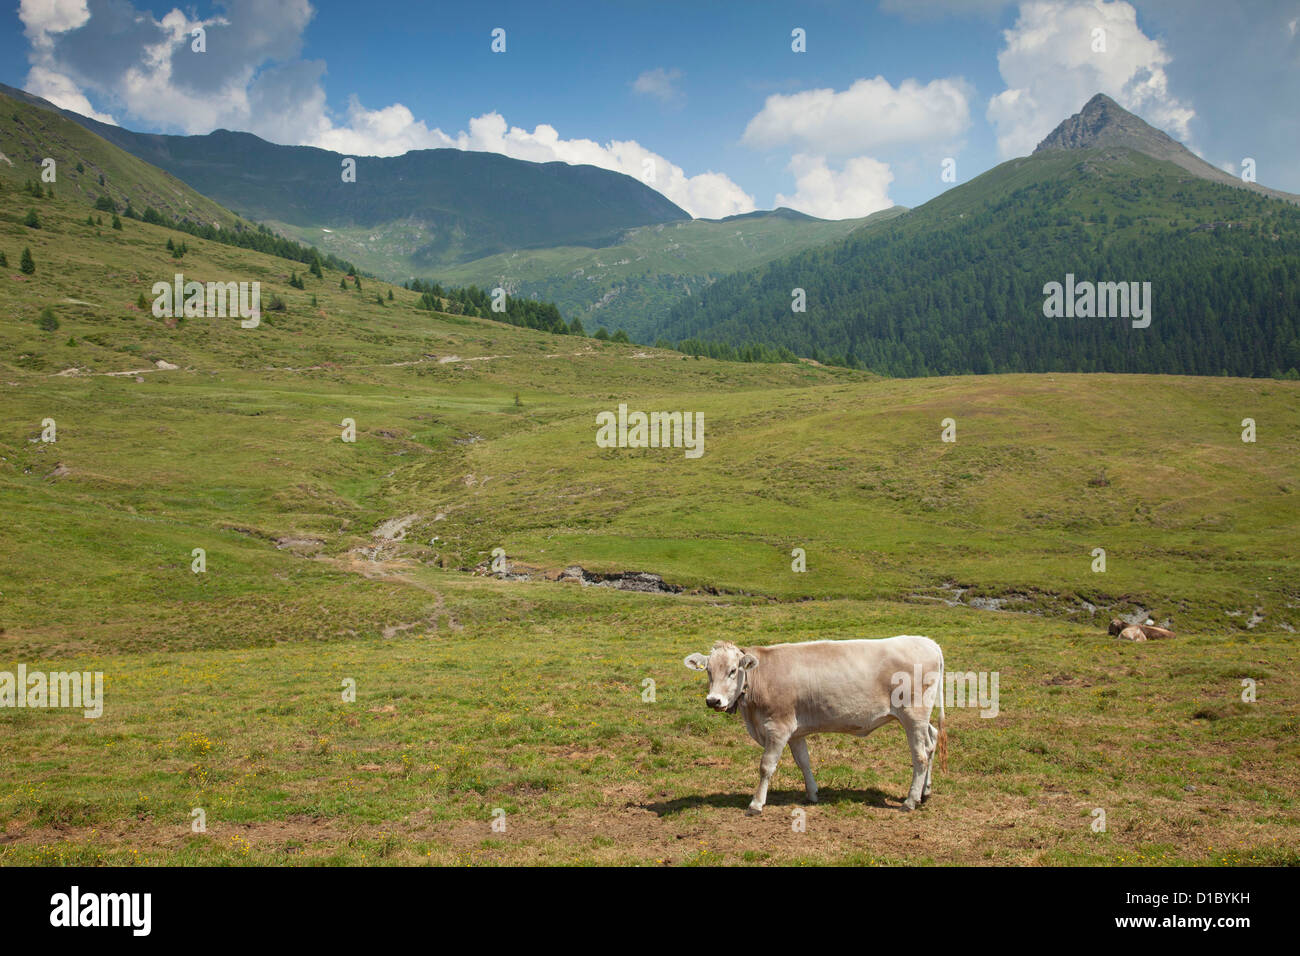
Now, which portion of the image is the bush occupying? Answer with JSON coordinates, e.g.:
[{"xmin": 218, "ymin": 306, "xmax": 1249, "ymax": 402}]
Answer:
[
  {"xmin": 37, "ymin": 307, "xmax": 59, "ymax": 331},
  {"xmin": 19, "ymin": 247, "xmax": 35, "ymax": 275},
  {"xmin": 24, "ymin": 209, "xmax": 39, "ymax": 228},
  {"xmin": 111, "ymin": 215, "xmax": 122, "ymax": 230}
]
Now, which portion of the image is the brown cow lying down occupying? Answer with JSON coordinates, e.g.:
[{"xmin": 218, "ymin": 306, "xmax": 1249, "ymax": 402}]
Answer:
[{"xmin": 1109, "ymin": 618, "xmax": 1176, "ymax": 641}]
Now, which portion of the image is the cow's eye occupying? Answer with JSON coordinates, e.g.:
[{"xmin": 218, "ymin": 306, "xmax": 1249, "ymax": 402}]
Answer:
[{"xmin": 728, "ymin": 668, "xmax": 736, "ymax": 677}]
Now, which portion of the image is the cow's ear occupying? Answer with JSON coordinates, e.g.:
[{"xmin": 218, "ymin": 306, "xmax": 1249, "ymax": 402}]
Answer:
[
  {"xmin": 738, "ymin": 653, "xmax": 758, "ymax": 671},
  {"xmin": 684, "ymin": 653, "xmax": 708, "ymax": 671}
]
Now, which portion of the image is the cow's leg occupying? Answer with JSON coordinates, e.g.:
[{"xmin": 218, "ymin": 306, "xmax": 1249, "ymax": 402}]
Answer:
[
  {"xmin": 789, "ymin": 736, "xmax": 818, "ymax": 804},
  {"xmin": 901, "ymin": 718, "xmax": 930, "ymax": 811},
  {"xmin": 748, "ymin": 731, "xmax": 790, "ymax": 815},
  {"xmin": 922, "ymin": 724, "xmax": 938, "ymax": 801}
]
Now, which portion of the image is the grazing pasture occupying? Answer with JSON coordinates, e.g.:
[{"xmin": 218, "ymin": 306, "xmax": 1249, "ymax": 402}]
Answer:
[{"xmin": 1, "ymin": 194, "xmax": 1297, "ymax": 864}]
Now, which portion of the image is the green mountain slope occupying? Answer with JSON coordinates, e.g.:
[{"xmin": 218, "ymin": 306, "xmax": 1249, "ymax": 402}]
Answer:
[
  {"xmin": 432, "ymin": 206, "xmax": 906, "ymax": 339},
  {"xmin": 0, "ymin": 90, "xmax": 240, "ymax": 229},
  {"xmin": 659, "ymin": 103, "xmax": 1300, "ymax": 377},
  {"xmin": 0, "ymin": 83, "xmax": 688, "ymax": 277}
]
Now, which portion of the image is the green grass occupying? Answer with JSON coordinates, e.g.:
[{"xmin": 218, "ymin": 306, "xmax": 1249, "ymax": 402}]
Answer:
[
  {"xmin": 0, "ymin": 175, "xmax": 1297, "ymax": 865},
  {"xmin": 1, "ymin": 95, "xmax": 240, "ymax": 229}
]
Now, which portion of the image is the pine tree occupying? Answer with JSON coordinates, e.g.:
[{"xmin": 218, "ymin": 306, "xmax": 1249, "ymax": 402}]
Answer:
[
  {"xmin": 0, "ymin": 251, "xmax": 7, "ymax": 269},
  {"xmin": 24, "ymin": 209, "xmax": 39, "ymax": 228},
  {"xmin": 309, "ymin": 255, "xmax": 323, "ymax": 279},
  {"xmin": 136, "ymin": 292, "xmax": 148, "ymax": 310},
  {"xmin": 387, "ymin": 289, "xmax": 393, "ymax": 300},
  {"xmin": 111, "ymin": 214, "xmax": 122, "ymax": 230},
  {"xmin": 353, "ymin": 275, "xmax": 362, "ymax": 291},
  {"xmin": 339, "ymin": 276, "xmax": 348, "ymax": 290},
  {"xmin": 20, "ymin": 247, "xmax": 35, "ymax": 275}
]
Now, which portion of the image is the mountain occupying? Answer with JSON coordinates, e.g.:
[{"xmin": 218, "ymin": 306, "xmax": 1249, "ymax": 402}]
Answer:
[
  {"xmin": 0, "ymin": 89, "xmax": 240, "ymax": 229},
  {"xmin": 0, "ymin": 82, "xmax": 688, "ymax": 277},
  {"xmin": 433, "ymin": 205, "xmax": 906, "ymax": 339},
  {"xmin": 0, "ymin": 88, "xmax": 361, "ymax": 275},
  {"xmin": 1034, "ymin": 93, "xmax": 1296, "ymax": 204},
  {"xmin": 657, "ymin": 94, "xmax": 1300, "ymax": 377}
]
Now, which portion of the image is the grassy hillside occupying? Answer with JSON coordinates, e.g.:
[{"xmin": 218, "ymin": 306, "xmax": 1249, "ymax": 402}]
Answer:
[
  {"xmin": 431, "ymin": 207, "xmax": 906, "ymax": 340},
  {"xmin": 661, "ymin": 147, "xmax": 1300, "ymax": 376},
  {"xmin": 1, "ymin": 187, "xmax": 1297, "ymax": 865},
  {"xmin": 0, "ymin": 92, "xmax": 240, "ymax": 229}
]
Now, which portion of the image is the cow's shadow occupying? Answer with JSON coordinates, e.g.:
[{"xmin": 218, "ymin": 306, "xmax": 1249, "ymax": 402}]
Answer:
[{"xmin": 641, "ymin": 786, "xmax": 899, "ymax": 817}]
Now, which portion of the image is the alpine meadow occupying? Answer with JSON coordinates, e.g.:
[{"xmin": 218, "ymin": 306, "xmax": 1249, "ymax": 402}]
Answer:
[{"xmin": 0, "ymin": 0, "xmax": 1297, "ymax": 901}]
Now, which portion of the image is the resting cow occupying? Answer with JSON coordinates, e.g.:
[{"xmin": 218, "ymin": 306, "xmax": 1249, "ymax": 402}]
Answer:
[
  {"xmin": 684, "ymin": 637, "xmax": 946, "ymax": 815},
  {"xmin": 1109, "ymin": 618, "xmax": 1175, "ymax": 640}
]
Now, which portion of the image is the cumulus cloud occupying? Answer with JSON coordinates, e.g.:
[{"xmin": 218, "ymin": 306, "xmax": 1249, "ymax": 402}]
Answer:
[
  {"xmin": 742, "ymin": 75, "xmax": 972, "ymax": 155},
  {"xmin": 987, "ymin": 0, "xmax": 1196, "ymax": 158},
  {"xmin": 774, "ymin": 154, "xmax": 896, "ymax": 220},
  {"xmin": 632, "ymin": 68, "xmax": 683, "ymax": 104},
  {"xmin": 414, "ymin": 113, "xmax": 755, "ymax": 219},
  {"xmin": 24, "ymin": 65, "xmax": 117, "ymax": 123},
  {"xmin": 16, "ymin": 0, "xmax": 752, "ymax": 218}
]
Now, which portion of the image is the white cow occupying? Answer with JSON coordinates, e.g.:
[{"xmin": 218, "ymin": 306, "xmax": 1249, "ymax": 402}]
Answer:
[{"xmin": 684, "ymin": 636, "xmax": 946, "ymax": 814}]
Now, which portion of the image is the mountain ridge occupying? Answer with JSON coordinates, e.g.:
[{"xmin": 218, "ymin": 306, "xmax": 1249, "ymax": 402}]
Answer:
[
  {"xmin": 0, "ymin": 82, "xmax": 691, "ymax": 273},
  {"xmin": 1034, "ymin": 92, "xmax": 1297, "ymax": 204}
]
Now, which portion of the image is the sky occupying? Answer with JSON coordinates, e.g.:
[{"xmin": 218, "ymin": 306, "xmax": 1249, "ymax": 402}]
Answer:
[{"xmin": 3, "ymin": 0, "xmax": 1298, "ymax": 219}]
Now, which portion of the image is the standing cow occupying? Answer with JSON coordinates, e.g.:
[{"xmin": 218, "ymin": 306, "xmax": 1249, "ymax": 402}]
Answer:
[{"xmin": 684, "ymin": 636, "xmax": 946, "ymax": 815}]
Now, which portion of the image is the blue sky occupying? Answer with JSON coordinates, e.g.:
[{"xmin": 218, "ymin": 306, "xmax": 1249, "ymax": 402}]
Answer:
[{"xmin": 3, "ymin": 0, "xmax": 1297, "ymax": 218}]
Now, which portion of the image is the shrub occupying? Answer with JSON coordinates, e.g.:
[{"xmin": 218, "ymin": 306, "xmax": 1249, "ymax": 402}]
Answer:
[
  {"xmin": 37, "ymin": 307, "xmax": 59, "ymax": 331},
  {"xmin": 19, "ymin": 247, "xmax": 35, "ymax": 274}
]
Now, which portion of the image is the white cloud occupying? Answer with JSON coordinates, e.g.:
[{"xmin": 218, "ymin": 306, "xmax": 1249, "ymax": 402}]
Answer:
[
  {"xmin": 987, "ymin": 0, "xmax": 1196, "ymax": 158},
  {"xmin": 632, "ymin": 68, "xmax": 683, "ymax": 103},
  {"xmin": 19, "ymin": 0, "xmax": 91, "ymax": 41},
  {"xmin": 24, "ymin": 65, "xmax": 117, "ymax": 123},
  {"xmin": 742, "ymin": 75, "xmax": 972, "ymax": 155},
  {"xmin": 774, "ymin": 154, "xmax": 895, "ymax": 220},
  {"xmin": 15, "ymin": 0, "xmax": 751, "ymax": 219}
]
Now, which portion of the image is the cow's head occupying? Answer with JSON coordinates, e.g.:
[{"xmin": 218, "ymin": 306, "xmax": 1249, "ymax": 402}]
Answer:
[
  {"xmin": 1108, "ymin": 618, "xmax": 1126, "ymax": 636},
  {"xmin": 684, "ymin": 641, "xmax": 757, "ymax": 713}
]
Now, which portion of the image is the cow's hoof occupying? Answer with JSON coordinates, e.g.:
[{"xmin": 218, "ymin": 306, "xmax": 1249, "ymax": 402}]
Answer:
[
  {"xmin": 805, "ymin": 794, "xmax": 819, "ymax": 805},
  {"xmin": 902, "ymin": 798, "xmax": 917, "ymax": 811},
  {"xmin": 745, "ymin": 805, "xmax": 763, "ymax": 816}
]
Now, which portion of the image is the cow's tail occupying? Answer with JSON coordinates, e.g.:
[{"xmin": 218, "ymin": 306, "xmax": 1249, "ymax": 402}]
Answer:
[{"xmin": 936, "ymin": 645, "xmax": 948, "ymax": 773}]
